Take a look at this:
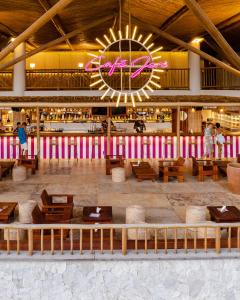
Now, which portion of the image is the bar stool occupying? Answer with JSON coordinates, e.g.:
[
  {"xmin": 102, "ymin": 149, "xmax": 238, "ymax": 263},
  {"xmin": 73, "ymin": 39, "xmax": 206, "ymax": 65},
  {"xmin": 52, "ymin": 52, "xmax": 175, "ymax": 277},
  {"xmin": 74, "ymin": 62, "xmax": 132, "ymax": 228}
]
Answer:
[
  {"xmin": 68, "ymin": 137, "xmax": 78, "ymax": 163},
  {"xmin": 10, "ymin": 139, "xmax": 20, "ymax": 160},
  {"xmin": 49, "ymin": 138, "xmax": 59, "ymax": 165}
]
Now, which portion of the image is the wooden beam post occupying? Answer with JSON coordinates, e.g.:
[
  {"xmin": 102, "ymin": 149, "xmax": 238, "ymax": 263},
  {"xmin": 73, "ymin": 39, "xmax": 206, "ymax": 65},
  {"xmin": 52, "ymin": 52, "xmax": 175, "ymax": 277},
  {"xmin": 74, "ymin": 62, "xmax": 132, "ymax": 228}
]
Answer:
[
  {"xmin": 177, "ymin": 105, "xmax": 181, "ymax": 157},
  {"xmin": 131, "ymin": 16, "xmax": 240, "ymax": 77},
  {"xmin": 0, "ymin": 0, "xmax": 73, "ymax": 62},
  {"xmin": 36, "ymin": 107, "xmax": 40, "ymax": 160},
  {"xmin": 107, "ymin": 107, "xmax": 111, "ymax": 156},
  {"xmin": 0, "ymin": 16, "xmax": 112, "ymax": 71},
  {"xmin": 184, "ymin": 0, "xmax": 240, "ymax": 69}
]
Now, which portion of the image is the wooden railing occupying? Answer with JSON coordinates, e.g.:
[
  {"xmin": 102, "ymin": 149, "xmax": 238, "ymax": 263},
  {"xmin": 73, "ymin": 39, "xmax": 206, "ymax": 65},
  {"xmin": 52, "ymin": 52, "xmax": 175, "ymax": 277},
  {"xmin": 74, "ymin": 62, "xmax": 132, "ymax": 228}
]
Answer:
[
  {"xmin": 201, "ymin": 67, "xmax": 240, "ymax": 90},
  {"xmin": 25, "ymin": 68, "xmax": 189, "ymax": 90},
  {"xmin": 0, "ymin": 222, "xmax": 239, "ymax": 257},
  {"xmin": 0, "ymin": 71, "xmax": 13, "ymax": 90}
]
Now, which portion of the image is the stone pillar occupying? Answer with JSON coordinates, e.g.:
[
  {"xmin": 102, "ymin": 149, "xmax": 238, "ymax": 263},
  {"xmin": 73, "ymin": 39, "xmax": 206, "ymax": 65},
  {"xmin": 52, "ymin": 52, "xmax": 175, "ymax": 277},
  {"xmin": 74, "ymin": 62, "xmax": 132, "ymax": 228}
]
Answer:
[
  {"xmin": 13, "ymin": 42, "xmax": 26, "ymax": 96},
  {"xmin": 188, "ymin": 40, "xmax": 201, "ymax": 93}
]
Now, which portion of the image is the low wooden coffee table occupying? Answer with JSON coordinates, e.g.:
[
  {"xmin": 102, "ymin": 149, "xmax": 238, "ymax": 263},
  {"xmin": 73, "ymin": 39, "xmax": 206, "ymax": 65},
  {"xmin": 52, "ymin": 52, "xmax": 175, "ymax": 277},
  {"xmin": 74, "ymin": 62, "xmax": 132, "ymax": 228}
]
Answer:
[
  {"xmin": 82, "ymin": 206, "xmax": 112, "ymax": 224},
  {"xmin": 0, "ymin": 202, "xmax": 17, "ymax": 223},
  {"xmin": 207, "ymin": 206, "xmax": 240, "ymax": 223},
  {"xmin": 131, "ymin": 162, "xmax": 157, "ymax": 182}
]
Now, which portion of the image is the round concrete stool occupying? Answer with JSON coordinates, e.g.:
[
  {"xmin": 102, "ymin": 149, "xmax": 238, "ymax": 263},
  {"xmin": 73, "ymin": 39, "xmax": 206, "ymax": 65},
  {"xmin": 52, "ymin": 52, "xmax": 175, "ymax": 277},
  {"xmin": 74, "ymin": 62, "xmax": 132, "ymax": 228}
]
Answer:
[
  {"xmin": 19, "ymin": 200, "xmax": 37, "ymax": 224},
  {"xmin": 112, "ymin": 167, "xmax": 125, "ymax": 183},
  {"xmin": 227, "ymin": 163, "xmax": 240, "ymax": 194},
  {"xmin": 12, "ymin": 166, "xmax": 27, "ymax": 182},
  {"xmin": 185, "ymin": 206, "xmax": 206, "ymax": 224},
  {"xmin": 4, "ymin": 222, "xmax": 26, "ymax": 241},
  {"xmin": 126, "ymin": 205, "xmax": 148, "ymax": 240},
  {"xmin": 126, "ymin": 205, "xmax": 145, "ymax": 223}
]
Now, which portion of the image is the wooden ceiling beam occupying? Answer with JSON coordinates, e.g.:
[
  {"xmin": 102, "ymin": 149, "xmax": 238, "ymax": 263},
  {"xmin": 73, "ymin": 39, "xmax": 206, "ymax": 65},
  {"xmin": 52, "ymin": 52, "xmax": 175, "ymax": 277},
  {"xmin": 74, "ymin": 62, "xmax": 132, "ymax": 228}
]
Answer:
[
  {"xmin": 0, "ymin": 15, "xmax": 112, "ymax": 71},
  {"xmin": 140, "ymin": 5, "xmax": 189, "ymax": 49},
  {"xmin": 160, "ymin": 5, "xmax": 189, "ymax": 31},
  {"xmin": 0, "ymin": 0, "xmax": 73, "ymax": 62},
  {"xmin": 0, "ymin": 22, "xmax": 37, "ymax": 49},
  {"xmin": 131, "ymin": 15, "xmax": 240, "ymax": 77},
  {"xmin": 38, "ymin": 0, "xmax": 74, "ymax": 50},
  {"xmin": 184, "ymin": 0, "xmax": 240, "ymax": 69}
]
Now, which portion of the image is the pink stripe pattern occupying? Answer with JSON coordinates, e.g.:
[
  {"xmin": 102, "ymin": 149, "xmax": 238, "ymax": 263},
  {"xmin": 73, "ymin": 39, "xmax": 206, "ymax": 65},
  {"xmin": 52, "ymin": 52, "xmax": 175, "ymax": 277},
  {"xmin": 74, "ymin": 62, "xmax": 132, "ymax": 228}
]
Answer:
[{"xmin": 0, "ymin": 135, "xmax": 239, "ymax": 159}]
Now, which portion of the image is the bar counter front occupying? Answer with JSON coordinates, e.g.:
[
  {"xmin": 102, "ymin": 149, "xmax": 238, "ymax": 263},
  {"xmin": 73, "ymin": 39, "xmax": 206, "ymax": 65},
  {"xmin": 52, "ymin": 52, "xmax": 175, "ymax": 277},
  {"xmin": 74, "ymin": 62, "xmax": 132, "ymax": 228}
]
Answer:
[
  {"xmin": 0, "ymin": 132, "xmax": 239, "ymax": 160},
  {"xmin": 0, "ymin": 106, "xmax": 239, "ymax": 160}
]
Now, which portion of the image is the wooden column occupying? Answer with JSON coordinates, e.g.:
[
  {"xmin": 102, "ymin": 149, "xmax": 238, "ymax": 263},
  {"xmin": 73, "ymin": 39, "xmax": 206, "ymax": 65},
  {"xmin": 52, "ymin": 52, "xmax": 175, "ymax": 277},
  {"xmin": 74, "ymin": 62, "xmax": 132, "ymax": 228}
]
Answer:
[
  {"xmin": 177, "ymin": 106, "xmax": 181, "ymax": 158},
  {"xmin": 107, "ymin": 107, "xmax": 111, "ymax": 156},
  {"xmin": 36, "ymin": 107, "xmax": 40, "ymax": 159}
]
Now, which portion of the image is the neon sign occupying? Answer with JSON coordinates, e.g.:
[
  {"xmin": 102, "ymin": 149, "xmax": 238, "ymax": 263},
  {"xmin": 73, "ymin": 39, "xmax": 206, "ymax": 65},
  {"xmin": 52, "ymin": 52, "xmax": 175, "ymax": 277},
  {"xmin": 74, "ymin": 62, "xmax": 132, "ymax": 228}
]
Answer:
[
  {"xmin": 85, "ymin": 55, "xmax": 168, "ymax": 78},
  {"xmin": 86, "ymin": 25, "xmax": 167, "ymax": 107}
]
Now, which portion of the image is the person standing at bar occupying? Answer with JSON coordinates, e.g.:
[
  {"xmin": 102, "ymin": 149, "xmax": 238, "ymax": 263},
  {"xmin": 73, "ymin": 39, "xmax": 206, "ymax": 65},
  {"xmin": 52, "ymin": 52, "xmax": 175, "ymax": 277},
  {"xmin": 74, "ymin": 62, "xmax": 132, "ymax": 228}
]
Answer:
[
  {"xmin": 18, "ymin": 122, "xmax": 28, "ymax": 158},
  {"xmin": 215, "ymin": 122, "xmax": 225, "ymax": 159},
  {"xmin": 13, "ymin": 122, "xmax": 21, "ymax": 134},
  {"xmin": 134, "ymin": 118, "xmax": 146, "ymax": 133},
  {"xmin": 204, "ymin": 123, "xmax": 214, "ymax": 158}
]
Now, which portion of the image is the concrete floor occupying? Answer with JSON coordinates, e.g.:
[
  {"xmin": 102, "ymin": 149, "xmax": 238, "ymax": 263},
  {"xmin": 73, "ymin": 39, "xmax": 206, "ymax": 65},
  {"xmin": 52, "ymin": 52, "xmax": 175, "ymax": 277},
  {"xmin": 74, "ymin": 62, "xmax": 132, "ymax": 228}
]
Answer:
[{"xmin": 1, "ymin": 159, "xmax": 240, "ymax": 224}]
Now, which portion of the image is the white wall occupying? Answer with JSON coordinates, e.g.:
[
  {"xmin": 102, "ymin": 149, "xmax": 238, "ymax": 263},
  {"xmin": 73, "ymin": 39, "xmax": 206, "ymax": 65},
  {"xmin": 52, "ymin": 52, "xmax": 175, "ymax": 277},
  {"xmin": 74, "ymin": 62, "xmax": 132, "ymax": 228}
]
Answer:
[{"xmin": 0, "ymin": 259, "xmax": 239, "ymax": 299}]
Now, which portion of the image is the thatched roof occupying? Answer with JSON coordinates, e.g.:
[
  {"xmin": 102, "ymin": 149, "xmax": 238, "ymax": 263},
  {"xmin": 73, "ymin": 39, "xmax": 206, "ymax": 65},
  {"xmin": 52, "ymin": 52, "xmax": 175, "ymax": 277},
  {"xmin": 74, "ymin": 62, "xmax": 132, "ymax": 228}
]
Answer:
[
  {"xmin": 0, "ymin": 0, "xmax": 239, "ymax": 53},
  {"xmin": 0, "ymin": 95, "xmax": 240, "ymax": 106}
]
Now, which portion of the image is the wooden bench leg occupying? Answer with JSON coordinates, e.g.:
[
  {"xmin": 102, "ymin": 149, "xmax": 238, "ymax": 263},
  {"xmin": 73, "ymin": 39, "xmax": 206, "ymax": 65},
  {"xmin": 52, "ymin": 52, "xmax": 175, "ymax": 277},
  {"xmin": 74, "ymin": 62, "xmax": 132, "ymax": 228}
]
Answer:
[
  {"xmin": 178, "ymin": 176, "xmax": 184, "ymax": 182},
  {"xmin": 163, "ymin": 175, "xmax": 168, "ymax": 183}
]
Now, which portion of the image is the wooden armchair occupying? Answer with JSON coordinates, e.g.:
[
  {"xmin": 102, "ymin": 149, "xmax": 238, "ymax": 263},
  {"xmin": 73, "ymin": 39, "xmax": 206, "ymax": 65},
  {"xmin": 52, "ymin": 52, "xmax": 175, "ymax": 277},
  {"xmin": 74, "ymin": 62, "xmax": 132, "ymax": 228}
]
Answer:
[
  {"xmin": 237, "ymin": 154, "xmax": 240, "ymax": 163},
  {"xmin": 18, "ymin": 155, "xmax": 38, "ymax": 174},
  {"xmin": 159, "ymin": 157, "xmax": 185, "ymax": 182},
  {"xmin": 192, "ymin": 156, "xmax": 218, "ymax": 181},
  {"xmin": 41, "ymin": 189, "xmax": 74, "ymax": 217},
  {"xmin": 106, "ymin": 155, "xmax": 124, "ymax": 175},
  {"xmin": 32, "ymin": 205, "xmax": 70, "ymax": 239}
]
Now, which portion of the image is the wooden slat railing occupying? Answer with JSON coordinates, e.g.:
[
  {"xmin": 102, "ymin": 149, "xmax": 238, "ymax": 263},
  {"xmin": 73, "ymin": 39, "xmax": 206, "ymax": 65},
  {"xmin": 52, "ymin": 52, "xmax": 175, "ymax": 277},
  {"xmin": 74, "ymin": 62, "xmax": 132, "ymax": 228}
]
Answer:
[
  {"xmin": 201, "ymin": 67, "xmax": 240, "ymax": 90},
  {"xmin": 0, "ymin": 222, "xmax": 240, "ymax": 257},
  {"xmin": 25, "ymin": 68, "xmax": 189, "ymax": 90},
  {"xmin": 0, "ymin": 71, "xmax": 13, "ymax": 90}
]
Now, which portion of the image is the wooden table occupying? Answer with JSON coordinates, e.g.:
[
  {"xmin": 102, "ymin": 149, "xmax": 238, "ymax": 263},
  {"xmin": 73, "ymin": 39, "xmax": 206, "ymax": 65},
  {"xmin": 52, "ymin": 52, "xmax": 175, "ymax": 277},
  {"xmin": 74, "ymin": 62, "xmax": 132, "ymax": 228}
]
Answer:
[
  {"xmin": 207, "ymin": 206, "xmax": 240, "ymax": 223},
  {"xmin": 130, "ymin": 162, "xmax": 157, "ymax": 182},
  {"xmin": 0, "ymin": 202, "xmax": 17, "ymax": 223},
  {"xmin": 82, "ymin": 206, "xmax": 112, "ymax": 223}
]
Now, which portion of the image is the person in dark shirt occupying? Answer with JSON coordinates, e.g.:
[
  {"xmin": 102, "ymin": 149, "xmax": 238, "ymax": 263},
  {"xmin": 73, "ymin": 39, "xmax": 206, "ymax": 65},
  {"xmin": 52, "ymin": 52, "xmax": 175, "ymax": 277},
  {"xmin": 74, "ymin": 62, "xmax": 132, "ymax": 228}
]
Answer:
[{"xmin": 134, "ymin": 119, "xmax": 146, "ymax": 133}]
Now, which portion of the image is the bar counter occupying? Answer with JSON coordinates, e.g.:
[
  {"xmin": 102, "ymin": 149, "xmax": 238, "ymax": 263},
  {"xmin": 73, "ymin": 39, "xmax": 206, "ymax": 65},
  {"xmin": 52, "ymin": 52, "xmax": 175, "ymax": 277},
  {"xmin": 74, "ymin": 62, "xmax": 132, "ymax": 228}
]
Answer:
[{"xmin": 0, "ymin": 132, "xmax": 239, "ymax": 160}]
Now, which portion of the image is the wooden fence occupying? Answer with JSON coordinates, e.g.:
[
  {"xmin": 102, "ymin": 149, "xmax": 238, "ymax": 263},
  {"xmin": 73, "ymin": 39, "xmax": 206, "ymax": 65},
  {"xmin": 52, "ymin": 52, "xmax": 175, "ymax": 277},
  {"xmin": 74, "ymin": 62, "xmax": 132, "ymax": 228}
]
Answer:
[
  {"xmin": 0, "ymin": 222, "xmax": 239, "ymax": 256},
  {"xmin": 25, "ymin": 68, "xmax": 189, "ymax": 90},
  {"xmin": 0, "ymin": 71, "xmax": 13, "ymax": 90},
  {"xmin": 201, "ymin": 67, "xmax": 240, "ymax": 90}
]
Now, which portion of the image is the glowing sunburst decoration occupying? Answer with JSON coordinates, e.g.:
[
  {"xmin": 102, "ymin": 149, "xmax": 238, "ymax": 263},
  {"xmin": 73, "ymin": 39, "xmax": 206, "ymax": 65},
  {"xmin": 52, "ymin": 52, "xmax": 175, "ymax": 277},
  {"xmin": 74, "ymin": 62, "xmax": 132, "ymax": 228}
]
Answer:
[{"xmin": 85, "ymin": 25, "xmax": 167, "ymax": 107}]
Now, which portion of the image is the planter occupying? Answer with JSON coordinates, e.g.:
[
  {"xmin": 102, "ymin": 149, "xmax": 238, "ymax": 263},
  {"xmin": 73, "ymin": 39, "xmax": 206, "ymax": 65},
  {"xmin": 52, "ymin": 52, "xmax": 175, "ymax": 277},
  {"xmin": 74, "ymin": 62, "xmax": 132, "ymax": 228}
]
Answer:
[{"xmin": 227, "ymin": 163, "xmax": 240, "ymax": 194}]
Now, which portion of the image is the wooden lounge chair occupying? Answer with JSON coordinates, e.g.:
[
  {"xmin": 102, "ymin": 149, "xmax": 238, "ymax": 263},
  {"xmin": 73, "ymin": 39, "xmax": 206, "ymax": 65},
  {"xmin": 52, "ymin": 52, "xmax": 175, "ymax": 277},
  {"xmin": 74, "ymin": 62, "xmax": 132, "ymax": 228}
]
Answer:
[
  {"xmin": 106, "ymin": 155, "xmax": 124, "ymax": 175},
  {"xmin": 159, "ymin": 157, "xmax": 185, "ymax": 182},
  {"xmin": 131, "ymin": 162, "xmax": 157, "ymax": 182},
  {"xmin": 18, "ymin": 155, "xmax": 38, "ymax": 175},
  {"xmin": 192, "ymin": 156, "xmax": 218, "ymax": 181},
  {"xmin": 32, "ymin": 205, "xmax": 70, "ymax": 239},
  {"xmin": 0, "ymin": 161, "xmax": 15, "ymax": 180},
  {"xmin": 41, "ymin": 189, "xmax": 74, "ymax": 217}
]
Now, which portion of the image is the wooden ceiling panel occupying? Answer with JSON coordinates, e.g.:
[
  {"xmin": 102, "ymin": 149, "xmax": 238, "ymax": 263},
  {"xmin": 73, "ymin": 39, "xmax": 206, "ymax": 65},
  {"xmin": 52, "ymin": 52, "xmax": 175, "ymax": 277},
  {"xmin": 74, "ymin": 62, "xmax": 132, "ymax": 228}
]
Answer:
[
  {"xmin": 0, "ymin": 0, "xmax": 239, "ymax": 51},
  {"xmin": 167, "ymin": 0, "xmax": 240, "ymax": 41}
]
